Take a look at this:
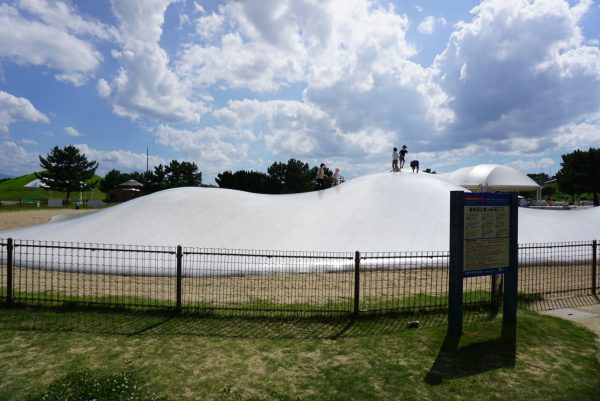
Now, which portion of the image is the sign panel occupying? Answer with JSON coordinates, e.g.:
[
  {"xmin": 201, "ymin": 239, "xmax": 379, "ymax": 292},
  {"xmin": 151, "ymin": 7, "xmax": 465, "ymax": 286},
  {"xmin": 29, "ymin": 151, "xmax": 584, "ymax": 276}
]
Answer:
[{"xmin": 462, "ymin": 193, "xmax": 511, "ymax": 277}]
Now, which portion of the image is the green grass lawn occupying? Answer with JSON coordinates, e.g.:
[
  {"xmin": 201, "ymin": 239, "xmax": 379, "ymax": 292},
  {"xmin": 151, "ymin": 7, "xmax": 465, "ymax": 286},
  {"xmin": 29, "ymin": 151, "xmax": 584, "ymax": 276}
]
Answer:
[
  {"xmin": 0, "ymin": 173, "xmax": 105, "ymax": 203},
  {"xmin": 0, "ymin": 306, "xmax": 598, "ymax": 401}
]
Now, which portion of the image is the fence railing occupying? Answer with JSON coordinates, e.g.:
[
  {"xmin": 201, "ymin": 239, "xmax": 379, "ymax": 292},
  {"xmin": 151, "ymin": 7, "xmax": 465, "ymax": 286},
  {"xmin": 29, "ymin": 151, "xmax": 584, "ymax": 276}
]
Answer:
[
  {"xmin": 1, "ymin": 238, "xmax": 598, "ymax": 316},
  {"xmin": 518, "ymin": 240, "xmax": 598, "ymax": 308}
]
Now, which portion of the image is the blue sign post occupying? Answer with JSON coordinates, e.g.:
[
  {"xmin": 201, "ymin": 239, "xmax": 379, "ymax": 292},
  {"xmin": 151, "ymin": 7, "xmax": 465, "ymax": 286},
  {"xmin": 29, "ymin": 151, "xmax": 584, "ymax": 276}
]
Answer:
[{"xmin": 448, "ymin": 191, "xmax": 518, "ymax": 340}]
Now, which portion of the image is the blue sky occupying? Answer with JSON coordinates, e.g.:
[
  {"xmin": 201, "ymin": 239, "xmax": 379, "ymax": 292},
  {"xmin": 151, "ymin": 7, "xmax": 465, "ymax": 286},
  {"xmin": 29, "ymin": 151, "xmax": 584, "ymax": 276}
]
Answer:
[{"xmin": 1, "ymin": 0, "xmax": 600, "ymax": 184}]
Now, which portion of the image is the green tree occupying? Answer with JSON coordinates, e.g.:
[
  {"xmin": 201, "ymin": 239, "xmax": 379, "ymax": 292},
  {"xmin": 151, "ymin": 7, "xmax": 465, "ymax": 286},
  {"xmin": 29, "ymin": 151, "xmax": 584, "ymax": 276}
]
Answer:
[
  {"xmin": 165, "ymin": 160, "xmax": 202, "ymax": 187},
  {"xmin": 527, "ymin": 173, "xmax": 550, "ymax": 185},
  {"xmin": 144, "ymin": 160, "xmax": 202, "ymax": 194},
  {"xmin": 215, "ymin": 159, "xmax": 330, "ymax": 194},
  {"xmin": 145, "ymin": 164, "xmax": 168, "ymax": 193},
  {"xmin": 556, "ymin": 148, "xmax": 600, "ymax": 205},
  {"xmin": 524, "ymin": 172, "xmax": 554, "ymax": 200},
  {"xmin": 99, "ymin": 169, "xmax": 131, "ymax": 194},
  {"xmin": 268, "ymin": 159, "xmax": 316, "ymax": 193},
  {"xmin": 36, "ymin": 145, "xmax": 98, "ymax": 203},
  {"xmin": 215, "ymin": 170, "xmax": 272, "ymax": 193}
]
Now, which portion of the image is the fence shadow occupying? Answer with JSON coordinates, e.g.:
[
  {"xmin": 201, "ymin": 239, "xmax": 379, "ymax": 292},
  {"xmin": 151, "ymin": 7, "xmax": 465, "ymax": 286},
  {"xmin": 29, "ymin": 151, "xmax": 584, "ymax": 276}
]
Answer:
[
  {"xmin": 523, "ymin": 295, "xmax": 600, "ymax": 311},
  {"xmin": 0, "ymin": 305, "xmax": 472, "ymax": 340}
]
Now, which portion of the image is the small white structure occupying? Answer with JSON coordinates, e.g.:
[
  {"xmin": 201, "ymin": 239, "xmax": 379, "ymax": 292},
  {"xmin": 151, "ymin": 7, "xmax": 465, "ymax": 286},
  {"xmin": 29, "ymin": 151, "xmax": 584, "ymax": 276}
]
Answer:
[
  {"xmin": 23, "ymin": 179, "xmax": 49, "ymax": 189},
  {"xmin": 437, "ymin": 164, "xmax": 541, "ymax": 193}
]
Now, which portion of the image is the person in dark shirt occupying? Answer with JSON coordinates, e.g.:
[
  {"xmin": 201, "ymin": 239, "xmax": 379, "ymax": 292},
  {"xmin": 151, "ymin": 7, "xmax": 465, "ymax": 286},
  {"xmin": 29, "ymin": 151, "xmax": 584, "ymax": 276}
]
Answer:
[
  {"xmin": 410, "ymin": 160, "xmax": 419, "ymax": 173},
  {"xmin": 399, "ymin": 145, "xmax": 408, "ymax": 169}
]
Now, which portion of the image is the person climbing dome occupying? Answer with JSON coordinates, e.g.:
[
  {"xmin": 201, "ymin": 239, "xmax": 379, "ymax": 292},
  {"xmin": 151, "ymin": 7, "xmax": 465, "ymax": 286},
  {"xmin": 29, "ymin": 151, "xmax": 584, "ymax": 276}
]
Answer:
[{"xmin": 410, "ymin": 160, "xmax": 419, "ymax": 173}]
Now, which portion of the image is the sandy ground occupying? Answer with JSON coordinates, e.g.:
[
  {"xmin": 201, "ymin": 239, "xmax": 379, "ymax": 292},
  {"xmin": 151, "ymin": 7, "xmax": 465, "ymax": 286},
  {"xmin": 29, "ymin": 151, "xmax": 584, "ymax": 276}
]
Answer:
[{"xmin": 0, "ymin": 209, "xmax": 92, "ymax": 231}]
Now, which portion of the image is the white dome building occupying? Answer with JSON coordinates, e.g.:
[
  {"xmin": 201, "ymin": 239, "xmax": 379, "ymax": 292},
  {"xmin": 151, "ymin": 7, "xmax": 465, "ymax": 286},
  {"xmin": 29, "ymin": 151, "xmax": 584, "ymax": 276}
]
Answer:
[{"xmin": 437, "ymin": 164, "xmax": 541, "ymax": 193}]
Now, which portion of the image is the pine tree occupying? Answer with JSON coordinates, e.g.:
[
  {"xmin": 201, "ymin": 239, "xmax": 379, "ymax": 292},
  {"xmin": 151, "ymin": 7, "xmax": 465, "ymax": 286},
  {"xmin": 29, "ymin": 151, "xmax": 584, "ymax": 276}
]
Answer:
[{"xmin": 36, "ymin": 145, "xmax": 98, "ymax": 203}]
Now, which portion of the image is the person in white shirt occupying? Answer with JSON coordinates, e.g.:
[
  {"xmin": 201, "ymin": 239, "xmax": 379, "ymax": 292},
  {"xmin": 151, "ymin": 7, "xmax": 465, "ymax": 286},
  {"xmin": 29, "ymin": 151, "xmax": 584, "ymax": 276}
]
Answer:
[
  {"xmin": 392, "ymin": 148, "xmax": 399, "ymax": 172},
  {"xmin": 332, "ymin": 168, "xmax": 341, "ymax": 186}
]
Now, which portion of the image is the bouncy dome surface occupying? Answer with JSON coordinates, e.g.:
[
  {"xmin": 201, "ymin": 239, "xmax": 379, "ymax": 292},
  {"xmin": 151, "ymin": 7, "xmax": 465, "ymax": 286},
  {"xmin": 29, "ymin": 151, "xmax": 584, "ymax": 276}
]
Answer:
[{"xmin": 1, "ymin": 169, "xmax": 597, "ymax": 253}]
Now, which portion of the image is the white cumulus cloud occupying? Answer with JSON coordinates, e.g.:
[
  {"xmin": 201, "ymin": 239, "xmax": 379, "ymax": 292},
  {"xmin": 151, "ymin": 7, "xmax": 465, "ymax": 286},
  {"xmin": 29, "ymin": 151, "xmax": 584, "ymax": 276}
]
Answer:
[
  {"xmin": 418, "ymin": 16, "xmax": 438, "ymax": 34},
  {"xmin": 74, "ymin": 144, "xmax": 166, "ymax": 175},
  {"xmin": 64, "ymin": 126, "xmax": 83, "ymax": 137},
  {"xmin": 0, "ymin": 91, "xmax": 49, "ymax": 132},
  {"xmin": 0, "ymin": 2, "xmax": 115, "ymax": 85},
  {"xmin": 104, "ymin": 0, "xmax": 206, "ymax": 123},
  {"xmin": 154, "ymin": 124, "xmax": 241, "ymax": 180},
  {"xmin": 432, "ymin": 0, "xmax": 600, "ymax": 156},
  {"xmin": 0, "ymin": 141, "xmax": 38, "ymax": 175}
]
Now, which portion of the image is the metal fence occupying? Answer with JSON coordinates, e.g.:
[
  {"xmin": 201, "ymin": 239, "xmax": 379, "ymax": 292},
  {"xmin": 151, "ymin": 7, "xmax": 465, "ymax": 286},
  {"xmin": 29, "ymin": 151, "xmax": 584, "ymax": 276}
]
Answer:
[
  {"xmin": 518, "ymin": 240, "xmax": 599, "ymax": 309},
  {"xmin": 1, "ymin": 238, "xmax": 598, "ymax": 316}
]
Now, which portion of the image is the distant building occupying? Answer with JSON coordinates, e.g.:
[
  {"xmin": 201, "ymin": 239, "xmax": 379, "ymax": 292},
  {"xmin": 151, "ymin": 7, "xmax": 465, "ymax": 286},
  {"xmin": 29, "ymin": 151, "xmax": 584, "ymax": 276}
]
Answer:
[{"xmin": 110, "ymin": 179, "xmax": 144, "ymax": 202}]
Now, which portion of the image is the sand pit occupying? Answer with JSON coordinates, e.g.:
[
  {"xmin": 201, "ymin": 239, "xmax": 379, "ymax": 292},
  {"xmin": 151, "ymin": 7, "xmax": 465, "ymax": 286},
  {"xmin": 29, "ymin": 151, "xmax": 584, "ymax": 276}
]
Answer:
[{"xmin": 0, "ymin": 209, "xmax": 93, "ymax": 231}]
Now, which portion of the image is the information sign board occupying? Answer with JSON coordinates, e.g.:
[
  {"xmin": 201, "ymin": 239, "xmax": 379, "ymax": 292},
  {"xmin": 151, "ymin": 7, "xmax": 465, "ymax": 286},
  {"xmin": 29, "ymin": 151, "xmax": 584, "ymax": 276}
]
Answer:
[
  {"xmin": 462, "ymin": 193, "xmax": 511, "ymax": 277},
  {"xmin": 448, "ymin": 190, "xmax": 518, "ymax": 340}
]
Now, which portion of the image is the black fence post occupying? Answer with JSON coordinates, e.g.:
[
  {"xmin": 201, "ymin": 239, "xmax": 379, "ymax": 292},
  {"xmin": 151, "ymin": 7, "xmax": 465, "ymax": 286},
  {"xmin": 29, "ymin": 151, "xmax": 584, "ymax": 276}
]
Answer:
[
  {"xmin": 176, "ymin": 245, "xmax": 182, "ymax": 313},
  {"xmin": 6, "ymin": 238, "xmax": 13, "ymax": 305},
  {"xmin": 354, "ymin": 251, "xmax": 360, "ymax": 316},
  {"xmin": 593, "ymin": 240, "xmax": 597, "ymax": 296}
]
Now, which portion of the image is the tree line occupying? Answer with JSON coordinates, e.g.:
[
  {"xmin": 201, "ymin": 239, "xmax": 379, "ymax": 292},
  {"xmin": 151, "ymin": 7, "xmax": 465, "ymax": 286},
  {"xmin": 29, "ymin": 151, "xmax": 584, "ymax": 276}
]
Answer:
[
  {"xmin": 34, "ymin": 145, "xmax": 600, "ymax": 205},
  {"xmin": 35, "ymin": 146, "xmax": 341, "ymax": 202},
  {"xmin": 99, "ymin": 160, "xmax": 202, "ymax": 198},
  {"xmin": 216, "ymin": 159, "xmax": 341, "ymax": 194},
  {"xmin": 35, "ymin": 145, "xmax": 202, "ymax": 202},
  {"xmin": 556, "ymin": 147, "xmax": 600, "ymax": 205}
]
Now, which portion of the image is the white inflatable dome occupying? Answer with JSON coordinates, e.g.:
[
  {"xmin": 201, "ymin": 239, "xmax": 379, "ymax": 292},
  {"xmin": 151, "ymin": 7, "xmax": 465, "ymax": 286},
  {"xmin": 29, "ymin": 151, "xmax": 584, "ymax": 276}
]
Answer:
[{"xmin": 437, "ymin": 164, "xmax": 541, "ymax": 192}]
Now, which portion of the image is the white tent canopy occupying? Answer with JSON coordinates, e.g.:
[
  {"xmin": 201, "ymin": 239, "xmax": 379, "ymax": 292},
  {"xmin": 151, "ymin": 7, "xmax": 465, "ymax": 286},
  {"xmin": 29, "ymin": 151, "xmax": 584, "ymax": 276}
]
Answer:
[
  {"xmin": 23, "ymin": 179, "xmax": 48, "ymax": 189},
  {"xmin": 437, "ymin": 164, "xmax": 541, "ymax": 192}
]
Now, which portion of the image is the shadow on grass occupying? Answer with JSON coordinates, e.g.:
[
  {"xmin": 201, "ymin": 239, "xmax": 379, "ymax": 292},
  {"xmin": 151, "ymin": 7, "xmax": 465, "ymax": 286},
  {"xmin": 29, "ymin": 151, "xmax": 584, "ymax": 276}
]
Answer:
[
  {"xmin": 522, "ymin": 294, "xmax": 600, "ymax": 311},
  {"xmin": 424, "ymin": 324, "xmax": 516, "ymax": 385},
  {"xmin": 0, "ymin": 303, "xmax": 499, "ymax": 340}
]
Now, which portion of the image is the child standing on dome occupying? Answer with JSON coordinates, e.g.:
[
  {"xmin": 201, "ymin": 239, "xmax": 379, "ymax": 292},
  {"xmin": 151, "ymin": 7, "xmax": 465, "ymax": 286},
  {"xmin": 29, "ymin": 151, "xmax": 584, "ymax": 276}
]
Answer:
[
  {"xmin": 399, "ymin": 145, "xmax": 408, "ymax": 169},
  {"xmin": 332, "ymin": 168, "xmax": 341, "ymax": 186},
  {"xmin": 392, "ymin": 147, "xmax": 400, "ymax": 172}
]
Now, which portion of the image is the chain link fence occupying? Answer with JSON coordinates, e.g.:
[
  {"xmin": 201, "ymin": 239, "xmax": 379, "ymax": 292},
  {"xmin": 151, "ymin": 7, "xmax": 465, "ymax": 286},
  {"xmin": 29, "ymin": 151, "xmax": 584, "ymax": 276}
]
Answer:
[{"xmin": 1, "ymin": 238, "xmax": 598, "ymax": 316}]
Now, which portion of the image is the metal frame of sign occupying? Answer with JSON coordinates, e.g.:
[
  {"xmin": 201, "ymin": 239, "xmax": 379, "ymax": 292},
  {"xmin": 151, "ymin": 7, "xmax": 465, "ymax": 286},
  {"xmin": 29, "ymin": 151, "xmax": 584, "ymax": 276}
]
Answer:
[{"xmin": 448, "ymin": 191, "xmax": 518, "ymax": 340}]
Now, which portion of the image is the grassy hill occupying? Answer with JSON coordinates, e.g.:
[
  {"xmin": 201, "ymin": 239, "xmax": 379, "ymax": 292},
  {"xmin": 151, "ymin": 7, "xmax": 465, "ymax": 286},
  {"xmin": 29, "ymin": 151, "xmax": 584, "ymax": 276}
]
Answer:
[{"xmin": 0, "ymin": 173, "xmax": 105, "ymax": 203}]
